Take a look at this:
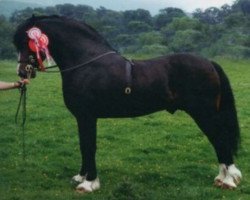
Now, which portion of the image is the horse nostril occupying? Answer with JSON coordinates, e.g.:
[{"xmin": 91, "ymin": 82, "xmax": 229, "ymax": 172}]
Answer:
[{"xmin": 18, "ymin": 70, "xmax": 27, "ymax": 79}]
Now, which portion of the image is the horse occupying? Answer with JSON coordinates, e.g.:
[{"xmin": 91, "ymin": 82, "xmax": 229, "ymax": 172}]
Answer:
[{"xmin": 13, "ymin": 15, "xmax": 242, "ymax": 192}]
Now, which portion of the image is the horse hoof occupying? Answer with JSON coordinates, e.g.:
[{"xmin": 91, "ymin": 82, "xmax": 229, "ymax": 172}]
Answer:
[
  {"xmin": 221, "ymin": 182, "xmax": 236, "ymax": 190},
  {"xmin": 229, "ymin": 166, "xmax": 242, "ymax": 186},
  {"xmin": 233, "ymin": 175, "xmax": 241, "ymax": 185},
  {"xmin": 214, "ymin": 179, "xmax": 223, "ymax": 187},
  {"xmin": 214, "ymin": 164, "xmax": 242, "ymax": 189},
  {"xmin": 76, "ymin": 177, "xmax": 100, "ymax": 193},
  {"xmin": 76, "ymin": 187, "xmax": 88, "ymax": 194},
  {"xmin": 214, "ymin": 177, "xmax": 236, "ymax": 189}
]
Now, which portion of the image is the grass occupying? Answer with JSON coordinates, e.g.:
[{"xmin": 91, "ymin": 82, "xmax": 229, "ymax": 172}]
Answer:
[{"xmin": 0, "ymin": 58, "xmax": 250, "ymax": 199}]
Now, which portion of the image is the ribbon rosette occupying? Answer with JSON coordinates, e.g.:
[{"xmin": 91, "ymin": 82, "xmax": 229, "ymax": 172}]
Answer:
[{"xmin": 27, "ymin": 27, "xmax": 52, "ymax": 70}]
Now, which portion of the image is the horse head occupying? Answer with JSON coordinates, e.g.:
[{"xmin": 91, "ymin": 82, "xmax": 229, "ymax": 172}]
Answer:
[
  {"xmin": 14, "ymin": 16, "xmax": 54, "ymax": 79},
  {"xmin": 13, "ymin": 15, "xmax": 116, "ymax": 78}
]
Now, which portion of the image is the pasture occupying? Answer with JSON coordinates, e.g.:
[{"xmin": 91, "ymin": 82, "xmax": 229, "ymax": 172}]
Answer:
[{"xmin": 0, "ymin": 58, "xmax": 250, "ymax": 199}]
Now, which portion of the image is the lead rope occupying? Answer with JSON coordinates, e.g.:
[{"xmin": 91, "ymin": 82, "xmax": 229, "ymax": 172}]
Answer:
[
  {"xmin": 43, "ymin": 51, "xmax": 117, "ymax": 73},
  {"xmin": 15, "ymin": 84, "xmax": 27, "ymax": 160}
]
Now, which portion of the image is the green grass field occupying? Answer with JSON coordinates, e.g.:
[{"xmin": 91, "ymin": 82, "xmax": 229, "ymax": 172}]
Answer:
[{"xmin": 0, "ymin": 58, "xmax": 250, "ymax": 200}]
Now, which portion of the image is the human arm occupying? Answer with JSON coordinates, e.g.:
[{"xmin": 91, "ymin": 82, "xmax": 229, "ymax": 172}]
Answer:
[{"xmin": 0, "ymin": 79, "xmax": 29, "ymax": 90}]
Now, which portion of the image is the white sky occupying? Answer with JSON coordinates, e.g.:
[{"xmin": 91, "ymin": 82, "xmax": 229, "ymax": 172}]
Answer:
[
  {"xmin": 170, "ymin": 0, "xmax": 236, "ymax": 12},
  {"xmin": 114, "ymin": 0, "xmax": 236, "ymax": 14},
  {"xmin": 16, "ymin": 0, "xmax": 237, "ymax": 14}
]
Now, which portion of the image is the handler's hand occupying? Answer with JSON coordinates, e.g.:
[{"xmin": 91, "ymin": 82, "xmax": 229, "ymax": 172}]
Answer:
[
  {"xmin": 21, "ymin": 79, "xmax": 30, "ymax": 84},
  {"xmin": 15, "ymin": 79, "xmax": 30, "ymax": 88}
]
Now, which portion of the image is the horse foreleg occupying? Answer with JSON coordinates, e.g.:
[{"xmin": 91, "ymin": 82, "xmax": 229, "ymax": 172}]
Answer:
[{"xmin": 72, "ymin": 116, "xmax": 100, "ymax": 193}]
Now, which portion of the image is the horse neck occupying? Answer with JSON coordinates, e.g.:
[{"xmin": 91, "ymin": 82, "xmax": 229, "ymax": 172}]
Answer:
[{"xmin": 41, "ymin": 23, "xmax": 112, "ymax": 71}]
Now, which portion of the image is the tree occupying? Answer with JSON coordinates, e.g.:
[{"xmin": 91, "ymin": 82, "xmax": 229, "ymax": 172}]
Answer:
[
  {"xmin": 224, "ymin": 12, "xmax": 246, "ymax": 28},
  {"xmin": 193, "ymin": 7, "xmax": 223, "ymax": 24},
  {"xmin": 161, "ymin": 17, "xmax": 204, "ymax": 47},
  {"xmin": 220, "ymin": 4, "xmax": 232, "ymax": 18},
  {"xmin": 44, "ymin": 6, "xmax": 58, "ymax": 16},
  {"xmin": 127, "ymin": 21, "xmax": 152, "ymax": 34},
  {"xmin": 94, "ymin": 7, "xmax": 124, "ymax": 45},
  {"xmin": 56, "ymin": 4, "xmax": 76, "ymax": 18},
  {"xmin": 163, "ymin": 17, "xmax": 202, "ymax": 32},
  {"xmin": 137, "ymin": 31, "xmax": 163, "ymax": 46},
  {"xmin": 74, "ymin": 5, "xmax": 96, "ymax": 22},
  {"xmin": 97, "ymin": 7, "xmax": 122, "ymax": 25},
  {"xmin": 232, "ymin": 0, "xmax": 250, "ymax": 15},
  {"xmin": 114, "ymin": 34, "xmax": 135, "ymax": 47},
  {"xmin": 123, "ymin": 9, "xmax": 152, "ymax": 26},
  {"xmin": 0, "ymin": 15, "xmax": 15, "ymax": 59},
  {"xmin": 10, "ymin": 7, "xmax": 36, "ymax": 24},
  {"xmin": 170, "ymin": 29, "xmax": 204, "ymax": 53},
  {"xmin": 154, "ymin": 7, "xmax": 186, "ymax": 29}
]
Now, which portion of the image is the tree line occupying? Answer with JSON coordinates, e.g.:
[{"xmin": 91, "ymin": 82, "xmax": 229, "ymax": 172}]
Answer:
[{"xmin": 0, "ymin": 0, "xmax": 250, "ymax": 59}]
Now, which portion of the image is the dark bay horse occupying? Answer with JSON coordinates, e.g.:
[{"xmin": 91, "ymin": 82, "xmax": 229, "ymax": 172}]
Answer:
[{"xmin": 13, "ymin": 15, "xmax": 242, "ymax": 192}]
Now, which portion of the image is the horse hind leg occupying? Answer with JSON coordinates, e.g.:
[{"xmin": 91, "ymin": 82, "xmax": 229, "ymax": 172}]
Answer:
[
  {"xmin": 186, "ymin": 102, "xmax": 242, "ymax": 189},
  {"xmin": 214, "ymin": 164, "xmax": 242, "ymax": 189},
  {"xmin": 212, "ymin": 111, "xmax": 242, "ymax": 189}
]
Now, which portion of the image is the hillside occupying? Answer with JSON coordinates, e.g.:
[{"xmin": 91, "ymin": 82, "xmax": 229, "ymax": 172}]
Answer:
[{"xmin": 0, "ymin": 1, "xmax": 43, "ymax": 17}]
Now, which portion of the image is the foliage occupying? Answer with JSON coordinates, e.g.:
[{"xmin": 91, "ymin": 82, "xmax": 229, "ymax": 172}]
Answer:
[
  {"xmin": 137, "ymin": 31, "xmax": 164, "ymax": 46},
  {"xmin": 123, "ymin": 9, "xmax": 152, "ymax": 25},
  {"xmin": 170, "ymin": 29, "xmax": 204, "ymax": 52},
  {"xmin": 154, "ymin": 7, "xmax": 186, "ymax": 30},
  {"xmin": 1, "ymin": 58, "xmax": 250, "ymax": 199},
  {"xmin": 0, "ymin": 0, "xmax": 250, "ymax": 59},
  {"xmin": 0, "ymin": 16, "xmax": 16, "ymax": 59},
  {"xmin": 0, "ymin": 1, "xmax": 40, "ymax": 18},
  {"xmin": 193, "ymin": 7, "xmax": 223, "ymax": 24}
]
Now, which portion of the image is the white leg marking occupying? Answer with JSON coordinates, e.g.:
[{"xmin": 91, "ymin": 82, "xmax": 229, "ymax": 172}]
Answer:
[
  {"xmin": 17, "ymin": 52, "xmax": 21, "ymax": 74},
  {"xmin": 214, "ymin": 164, "xmax": 227, "ymax": 187},
  {"xmin": 76, "ymin": 177, "xmax": 100, "ymax": 193},
  {"xmin": 72, "ymin": 174, "xmax": 85, "ymax": 183},
  {"xmin": 214, "ymin": 164, "xmax": 242, "ymax": 189},
  {"xmin": 222, "ymin": 164, "xmax": 242, "ymax": 189}
]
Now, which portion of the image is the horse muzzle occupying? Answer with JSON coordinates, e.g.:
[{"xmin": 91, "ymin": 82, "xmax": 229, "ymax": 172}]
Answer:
[{"xmin": 18, "ymin": 64, "xmax": 36, "ymax": 79}]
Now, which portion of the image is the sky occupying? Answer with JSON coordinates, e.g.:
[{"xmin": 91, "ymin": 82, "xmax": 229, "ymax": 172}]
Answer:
[{"xmin": 15, "ymin": 0, "xmax": 236, "ymax": 15}]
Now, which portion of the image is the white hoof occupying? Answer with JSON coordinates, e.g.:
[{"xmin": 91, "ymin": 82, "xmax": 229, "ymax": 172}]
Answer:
[
  {"xmin": 72, "ymin": 174, "xmax": 85, "ymax": 183},
  {"xmin": 214, "ymin": 164, "xmax": 242, "ymax": 189},
  {"xmin": 76, "ymin": 177, "xmax": 100, "ymax": 193},
  {"xmin": 214, "ymin": 164, "xmax": 227, "ymax": 187},
  {"xmin": 223, "ymin": 164, "xmax": 242, "ymax": 187}
]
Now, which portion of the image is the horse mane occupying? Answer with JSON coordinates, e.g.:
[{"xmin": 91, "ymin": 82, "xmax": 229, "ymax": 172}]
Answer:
[{"xmin": 13, "ymin": 15, "xmax": 114, "ymax": 51}]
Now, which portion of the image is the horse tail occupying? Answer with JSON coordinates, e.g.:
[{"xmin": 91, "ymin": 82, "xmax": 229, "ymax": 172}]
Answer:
[{"xmin": 212, "ymin": 61, "xmax": 240, "ymax": 156}]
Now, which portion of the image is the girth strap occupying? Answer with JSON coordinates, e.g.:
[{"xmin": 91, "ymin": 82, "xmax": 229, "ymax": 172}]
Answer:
[{"xmin": 125, "ymin": 60, "xmax": 134, "ymax": 95}]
